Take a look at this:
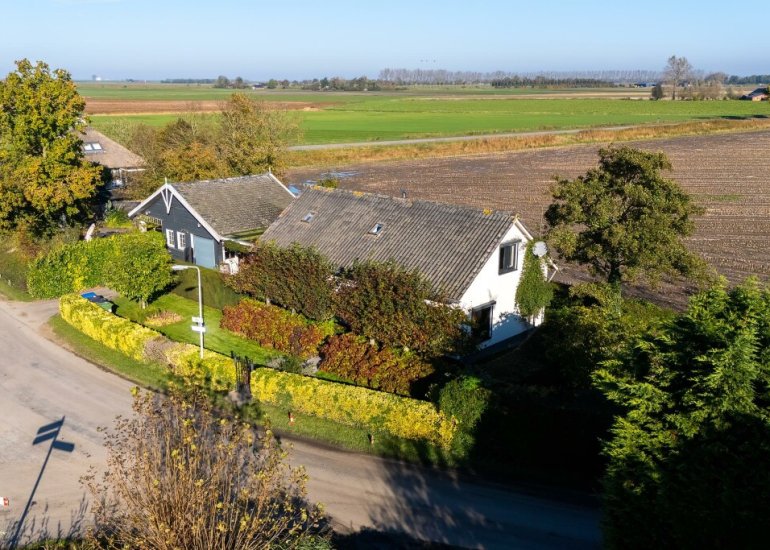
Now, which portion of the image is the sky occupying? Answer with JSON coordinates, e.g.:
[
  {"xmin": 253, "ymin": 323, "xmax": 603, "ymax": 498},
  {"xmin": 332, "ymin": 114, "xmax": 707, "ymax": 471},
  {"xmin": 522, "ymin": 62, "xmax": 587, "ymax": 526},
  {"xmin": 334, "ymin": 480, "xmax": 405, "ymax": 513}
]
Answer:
[{"xmin": 2, "ymin": 0, "xmax": 767, "ymax": 80}]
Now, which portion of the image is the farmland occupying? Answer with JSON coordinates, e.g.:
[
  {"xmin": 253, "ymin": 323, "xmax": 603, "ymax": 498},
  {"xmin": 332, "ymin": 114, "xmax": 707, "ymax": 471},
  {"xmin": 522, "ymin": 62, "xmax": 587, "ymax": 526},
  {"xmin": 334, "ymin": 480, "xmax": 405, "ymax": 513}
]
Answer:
[
  {"xmin": 287, "ymin": 130, "xmax": 770, "ymax": 302},
  {"xmin": 82, "ymin": 82, "xmax": 768, "ymax": 145}
]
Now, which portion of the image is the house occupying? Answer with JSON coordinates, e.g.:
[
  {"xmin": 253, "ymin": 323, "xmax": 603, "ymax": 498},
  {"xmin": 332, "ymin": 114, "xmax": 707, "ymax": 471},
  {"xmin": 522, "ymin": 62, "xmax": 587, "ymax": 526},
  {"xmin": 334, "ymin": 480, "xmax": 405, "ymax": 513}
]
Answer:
[
  {"xmin": 128, "ymin": 173, "xmax": 295, "ymax": 269},
  {"xmin": 261, "ymin": 187, "xmax": 550, "ymax": 347},
  {"xmin": 80, "ymin": 127, "xmax": 145, "ymax": 186},
  {"xmin": 740, "ymin": 87, "xmax": 768, "ymax": 101}
]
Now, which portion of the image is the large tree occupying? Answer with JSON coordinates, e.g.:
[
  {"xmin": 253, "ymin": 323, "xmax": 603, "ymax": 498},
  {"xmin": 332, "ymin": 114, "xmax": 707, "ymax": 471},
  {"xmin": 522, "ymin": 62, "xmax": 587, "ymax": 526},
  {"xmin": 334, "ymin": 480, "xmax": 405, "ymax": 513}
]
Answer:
[
  {"xmin": 0, "ymin": 59, "xmax": 101, "ymax": 235},
  {"xmin": 663, "ymin": 55, "xmax": 693, "ymax": 100},
  {"xmin": 594, "ymin": 279, "xmax": 770, "ymax": 548},
  {"xmin": 545, "ymin": 146, "xmax": 704, "ymax": 291}
]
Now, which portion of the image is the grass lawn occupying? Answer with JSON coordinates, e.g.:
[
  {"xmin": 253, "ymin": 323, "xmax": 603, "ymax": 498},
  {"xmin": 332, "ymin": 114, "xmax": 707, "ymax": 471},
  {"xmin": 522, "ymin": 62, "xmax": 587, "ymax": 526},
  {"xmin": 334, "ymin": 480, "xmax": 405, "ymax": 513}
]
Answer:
[{"xmin": 113, "ymin": 293, "xmax": 282, "ymax": 365}]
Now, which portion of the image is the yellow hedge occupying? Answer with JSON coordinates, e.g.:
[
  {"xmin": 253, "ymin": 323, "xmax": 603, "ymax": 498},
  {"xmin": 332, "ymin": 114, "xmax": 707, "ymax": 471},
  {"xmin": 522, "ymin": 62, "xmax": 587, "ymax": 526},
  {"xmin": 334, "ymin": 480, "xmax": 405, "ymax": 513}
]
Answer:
[
  {"xmin": 59, "ymin": 294, "xmax": 159, "ymax": 361},
  {"xmin": 59, "ymin": 294, "xmax": 456, "ymax": 448}
]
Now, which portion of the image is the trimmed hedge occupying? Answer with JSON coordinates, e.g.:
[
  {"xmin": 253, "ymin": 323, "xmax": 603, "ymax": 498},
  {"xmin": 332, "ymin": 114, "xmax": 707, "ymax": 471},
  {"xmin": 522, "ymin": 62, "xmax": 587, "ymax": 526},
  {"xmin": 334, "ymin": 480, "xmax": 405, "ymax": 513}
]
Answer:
[
  {"xmin": 59, "ymin": 294, "xmax": 456, "ymax": 448},
  {"xmin": 221, "ymin": 298, "xmax": 334, "ymax": 359}
]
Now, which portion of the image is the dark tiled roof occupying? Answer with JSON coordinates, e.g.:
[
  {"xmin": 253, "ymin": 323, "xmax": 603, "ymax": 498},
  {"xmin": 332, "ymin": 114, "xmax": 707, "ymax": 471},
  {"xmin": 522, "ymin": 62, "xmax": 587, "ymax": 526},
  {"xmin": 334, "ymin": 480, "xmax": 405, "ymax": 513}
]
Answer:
[
  {"xmin": 261, "ymin": 187, "xmax": 517, "ymax": 300},
  {"xmin": 173, "ymin": 174, "xmax": 294, "ymax": 238}
]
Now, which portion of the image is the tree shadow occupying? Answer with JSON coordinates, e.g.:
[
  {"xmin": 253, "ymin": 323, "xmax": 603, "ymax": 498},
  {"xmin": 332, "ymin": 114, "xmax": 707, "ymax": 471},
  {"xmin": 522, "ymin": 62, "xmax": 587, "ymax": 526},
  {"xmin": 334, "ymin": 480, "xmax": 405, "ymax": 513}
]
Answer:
[{"xmin": 1, "ymin": 494, "xmax": 89, "ymax": 549}]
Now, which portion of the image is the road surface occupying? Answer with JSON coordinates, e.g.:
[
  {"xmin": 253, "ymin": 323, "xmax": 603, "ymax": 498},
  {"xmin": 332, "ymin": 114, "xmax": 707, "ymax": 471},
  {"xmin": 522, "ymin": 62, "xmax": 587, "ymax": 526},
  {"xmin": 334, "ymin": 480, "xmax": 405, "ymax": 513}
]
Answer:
[{"xmin": 0, "ymin": 297, "xmax": 601, "ymax": 549}]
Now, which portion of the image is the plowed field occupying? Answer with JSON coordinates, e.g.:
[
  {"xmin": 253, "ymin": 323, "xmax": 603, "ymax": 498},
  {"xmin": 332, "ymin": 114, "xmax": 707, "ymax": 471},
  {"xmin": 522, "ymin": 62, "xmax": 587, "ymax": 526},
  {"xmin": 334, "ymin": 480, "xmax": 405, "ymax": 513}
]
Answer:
[{"xmin": 288, "ymin": 130, "xmax": 770, "ymax": 302}]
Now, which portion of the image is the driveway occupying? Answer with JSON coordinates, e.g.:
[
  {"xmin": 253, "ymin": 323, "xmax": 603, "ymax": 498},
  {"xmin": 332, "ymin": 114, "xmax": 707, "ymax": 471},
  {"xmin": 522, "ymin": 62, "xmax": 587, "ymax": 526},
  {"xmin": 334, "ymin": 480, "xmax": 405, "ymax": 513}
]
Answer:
[{"xmin": 0, "ymin": 297, "xmax": 601, "ymax": 549}]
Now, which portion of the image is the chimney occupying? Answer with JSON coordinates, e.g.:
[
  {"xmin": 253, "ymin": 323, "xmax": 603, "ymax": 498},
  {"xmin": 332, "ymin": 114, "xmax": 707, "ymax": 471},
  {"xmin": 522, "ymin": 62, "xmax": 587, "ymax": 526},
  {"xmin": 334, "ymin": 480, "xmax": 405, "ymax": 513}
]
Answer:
[{"xmin": 400, "ymin": 189, "xmax": 407, "ymax": 199}]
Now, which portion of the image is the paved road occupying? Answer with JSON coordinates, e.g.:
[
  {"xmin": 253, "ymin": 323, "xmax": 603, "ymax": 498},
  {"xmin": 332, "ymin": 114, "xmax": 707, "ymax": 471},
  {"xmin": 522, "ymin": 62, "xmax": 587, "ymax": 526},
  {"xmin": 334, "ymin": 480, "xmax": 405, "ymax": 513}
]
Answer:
[
  {"xmin": 0, "ymin": 298, "xmax": 601, "ymax": 549},
  {"xmin": 287, "ymin": 125, "xmax": 640, "ymax": 151}
]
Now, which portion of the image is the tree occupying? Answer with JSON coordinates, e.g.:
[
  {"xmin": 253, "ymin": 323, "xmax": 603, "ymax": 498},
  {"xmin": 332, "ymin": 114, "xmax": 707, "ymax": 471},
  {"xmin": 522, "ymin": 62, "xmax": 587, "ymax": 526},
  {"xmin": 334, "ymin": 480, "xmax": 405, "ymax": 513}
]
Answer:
[
  {"xmin": 0, "ymin": 59, "xmax": 101, "ymax": 236},
  {"xmin": 663, "ymin": 55, "xmax": 693, "ymax": 100},
  {"xmin": 594, "ymin": 279, "xmax": 770, "ymax": 548},
  {"xmin": 104, "ymin": 232, "xmax": 174, "ymax": 307},
  {"xmin": 219, "ymin": 93, "xmax": 299, "ymax": 176},
  {"xmin": 545, "ymin": 146, "xmax": 705, "ymax": 291},
  {"xmin": 515, "ymin": 241, "xmax": 554, "ymax": 320},
  {"xmin": 650, "ymin": 83, "xmax": 664, "ymax": 100},
  {"xmin": 213, "ymin": 75, "xmax": 230, "ymax": 88},
  {"xmin": 84, "ymin": 387, "xmax": 324, "ymax": 549}
]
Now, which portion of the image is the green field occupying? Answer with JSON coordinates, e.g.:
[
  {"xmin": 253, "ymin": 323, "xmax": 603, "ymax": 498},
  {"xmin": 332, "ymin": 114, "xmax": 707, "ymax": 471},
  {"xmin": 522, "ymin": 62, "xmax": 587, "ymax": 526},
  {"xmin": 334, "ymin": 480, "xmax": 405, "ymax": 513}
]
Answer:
[{"xmin": 84, "ymin": 83, "xmax": 769, "ymax": 145}]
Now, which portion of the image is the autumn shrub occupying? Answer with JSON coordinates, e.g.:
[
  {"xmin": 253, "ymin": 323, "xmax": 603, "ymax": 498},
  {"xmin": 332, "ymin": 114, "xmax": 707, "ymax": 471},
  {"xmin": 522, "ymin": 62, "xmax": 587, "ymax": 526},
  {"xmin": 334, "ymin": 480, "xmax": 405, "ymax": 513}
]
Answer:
[
  {"xmin": 226, "ymin": 242, "xmax": 334, "ymax": 321},
  {"xmin": 319, "ymin": 333, "xmax": 433, "ymax": 395},
  {"xmin": 85, "ymin": 387, "xmax": 323, "ymax": 549},
  {"xmin": 334, "ymin": 260, "xmax": 468, "ymax": 357},
  {"xmin": 221, "ymin": 298, "xmax": 334, "ymax": 359}
]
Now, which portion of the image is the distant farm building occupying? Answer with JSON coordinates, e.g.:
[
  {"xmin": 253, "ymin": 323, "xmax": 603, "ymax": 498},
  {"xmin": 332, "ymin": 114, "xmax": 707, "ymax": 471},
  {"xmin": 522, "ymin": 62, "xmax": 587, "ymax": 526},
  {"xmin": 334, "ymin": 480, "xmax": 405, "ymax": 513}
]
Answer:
[
  {"xmin": 80, "ymin": 127, "xmax": 145, "ymax": 186},
  {"xmin": 740, "ymin": 87, "xmax": 768, "ymax": 101}
]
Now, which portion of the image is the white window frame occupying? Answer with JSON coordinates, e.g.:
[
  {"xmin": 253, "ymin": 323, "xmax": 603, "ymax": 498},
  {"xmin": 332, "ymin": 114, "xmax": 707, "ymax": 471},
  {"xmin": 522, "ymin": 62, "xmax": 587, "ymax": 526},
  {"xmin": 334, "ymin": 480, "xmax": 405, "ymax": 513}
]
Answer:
[
  {"xmin": 166, "ymin": 229, "xmax": 175, "ymax": 248},
  {"xmin": 498, "ymin": 240, "xmax": 520, "ymax": 274},
  {"xmin": 176, "ymin": 231, "xmax": 187, "ymax": 250}
]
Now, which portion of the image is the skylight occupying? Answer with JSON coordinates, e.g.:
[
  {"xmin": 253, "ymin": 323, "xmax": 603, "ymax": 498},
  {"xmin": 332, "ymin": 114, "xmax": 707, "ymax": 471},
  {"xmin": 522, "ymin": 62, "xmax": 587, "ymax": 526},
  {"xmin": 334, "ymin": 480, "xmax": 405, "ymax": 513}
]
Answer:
[
  {"xmin": 83, "ymin": 142, "xmax": 103, "ymax": 153},
  {"xmin": 369, "ymin": 223, "xmax": 384, "ymax": 235},
  {"xmin": 302, "ymin": 212, "xmax": 316, "ymax": 223}
]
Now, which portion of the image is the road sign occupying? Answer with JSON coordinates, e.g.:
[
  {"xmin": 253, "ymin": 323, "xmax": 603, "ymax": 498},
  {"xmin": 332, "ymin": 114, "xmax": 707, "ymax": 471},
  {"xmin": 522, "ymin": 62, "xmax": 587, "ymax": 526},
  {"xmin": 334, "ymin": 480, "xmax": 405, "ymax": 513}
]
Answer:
[
  {"xmin": 191, "ymin": 325, "xmax": 206, "ymax": 333},
  {"xmin": 192, "ymin": 316, "xmax": 203, "ymax": 324}
]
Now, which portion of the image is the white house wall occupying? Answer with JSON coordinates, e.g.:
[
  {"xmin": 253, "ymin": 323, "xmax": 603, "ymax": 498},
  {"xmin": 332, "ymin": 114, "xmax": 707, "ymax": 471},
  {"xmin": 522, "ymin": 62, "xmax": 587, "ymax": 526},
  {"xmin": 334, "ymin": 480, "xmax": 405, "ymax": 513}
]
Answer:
[{"xmin": 459, "ymin": 222, "xmax": 534, "ymax": 348}]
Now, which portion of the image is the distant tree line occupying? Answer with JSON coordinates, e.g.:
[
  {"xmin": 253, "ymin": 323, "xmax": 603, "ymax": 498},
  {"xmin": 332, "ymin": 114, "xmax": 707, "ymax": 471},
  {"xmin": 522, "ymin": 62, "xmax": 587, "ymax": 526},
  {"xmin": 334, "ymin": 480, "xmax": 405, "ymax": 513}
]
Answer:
[
  {"xmin": 161, "ymin": 78, "xmax": 216, "ymax": 84},
  {"xmin": 726, "ymin": 74, "xmax": 770, "ymax": 85},
  {"xmin": 213, "ymin": 75, "xmax": 249, "ymax": 89},
  {"xmin": 377, "ymin": 68, "xmax": 662, "ymax": 86}
]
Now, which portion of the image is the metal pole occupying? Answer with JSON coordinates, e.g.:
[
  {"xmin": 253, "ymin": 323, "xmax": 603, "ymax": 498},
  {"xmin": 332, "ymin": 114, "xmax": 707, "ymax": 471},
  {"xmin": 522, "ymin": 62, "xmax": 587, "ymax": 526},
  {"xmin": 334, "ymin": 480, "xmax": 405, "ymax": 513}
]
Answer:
[{"xmin": 196, "ymin": 266, "xmax": 204, "ymax": 359}]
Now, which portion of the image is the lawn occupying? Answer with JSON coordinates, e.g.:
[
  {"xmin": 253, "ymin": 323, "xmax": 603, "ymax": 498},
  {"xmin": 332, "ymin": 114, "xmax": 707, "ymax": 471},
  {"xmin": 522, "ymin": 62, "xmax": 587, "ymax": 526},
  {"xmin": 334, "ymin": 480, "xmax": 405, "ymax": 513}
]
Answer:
[{"xmin": 113, "ymin": 293, "xmax": 282, "ymax": 365}]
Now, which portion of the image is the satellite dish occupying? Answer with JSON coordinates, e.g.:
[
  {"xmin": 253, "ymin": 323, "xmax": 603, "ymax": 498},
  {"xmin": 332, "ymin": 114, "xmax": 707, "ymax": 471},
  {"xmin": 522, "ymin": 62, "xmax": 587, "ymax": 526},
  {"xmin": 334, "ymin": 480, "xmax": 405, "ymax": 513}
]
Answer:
[{"xmin": 532, "ymin": 241, "xmax": 548, "ymax": 257}]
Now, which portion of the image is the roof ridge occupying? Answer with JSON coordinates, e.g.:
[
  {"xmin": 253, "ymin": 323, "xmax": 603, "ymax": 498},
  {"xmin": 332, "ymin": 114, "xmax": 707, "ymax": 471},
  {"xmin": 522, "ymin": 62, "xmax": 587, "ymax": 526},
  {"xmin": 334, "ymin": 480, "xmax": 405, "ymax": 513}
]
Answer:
[
  {"xmin": 171, "ymin": 173, "xmax": 273, "ymax": 186},
  {"xmin": 305, "ymin": 186, "xmax": 518, "ymax": 218}
]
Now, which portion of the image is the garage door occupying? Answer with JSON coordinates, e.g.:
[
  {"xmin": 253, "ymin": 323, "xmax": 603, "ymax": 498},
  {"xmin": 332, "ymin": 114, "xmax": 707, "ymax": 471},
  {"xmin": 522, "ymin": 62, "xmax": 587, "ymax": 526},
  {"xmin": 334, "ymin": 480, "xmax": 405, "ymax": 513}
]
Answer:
[{"xmin": 192, "ymin": 235, "xmax": 217, "ymax": 269}]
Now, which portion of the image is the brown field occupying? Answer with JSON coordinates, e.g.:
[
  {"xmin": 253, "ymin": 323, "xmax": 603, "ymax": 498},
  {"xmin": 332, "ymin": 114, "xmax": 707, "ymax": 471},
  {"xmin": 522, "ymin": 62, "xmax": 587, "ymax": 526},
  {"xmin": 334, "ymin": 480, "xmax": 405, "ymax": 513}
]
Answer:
[
  {"xmin": 287, "ymin": 130, "xmax": 770, "ymax": 304},
  {"xmin": 85, "ymin": 99, "xmax": 321, "ymax": 115}
]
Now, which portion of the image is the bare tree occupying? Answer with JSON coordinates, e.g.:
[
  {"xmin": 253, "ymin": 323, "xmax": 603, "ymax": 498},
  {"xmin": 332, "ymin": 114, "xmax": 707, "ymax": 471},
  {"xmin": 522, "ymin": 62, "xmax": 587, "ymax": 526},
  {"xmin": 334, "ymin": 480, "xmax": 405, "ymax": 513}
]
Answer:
[{"xmin": 664, "ymin": 55, "xmax": 693, "ymax": 100}]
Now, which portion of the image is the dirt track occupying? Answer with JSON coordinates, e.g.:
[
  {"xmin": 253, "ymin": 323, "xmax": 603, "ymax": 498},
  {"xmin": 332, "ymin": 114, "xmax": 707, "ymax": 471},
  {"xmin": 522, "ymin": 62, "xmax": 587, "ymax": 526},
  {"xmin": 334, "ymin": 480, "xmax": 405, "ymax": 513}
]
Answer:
[{"xmin": 288, "ymin": 130, "xmax": 770, "ymax": 302}]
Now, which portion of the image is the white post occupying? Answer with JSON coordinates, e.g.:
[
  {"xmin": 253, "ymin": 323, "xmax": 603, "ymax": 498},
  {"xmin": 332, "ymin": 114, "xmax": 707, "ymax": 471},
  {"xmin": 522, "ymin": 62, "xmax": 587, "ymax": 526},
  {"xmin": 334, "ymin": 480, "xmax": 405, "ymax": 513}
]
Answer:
[{"xmin": 195, "ymin": 266, "xmax": 203, "ymax": 359}]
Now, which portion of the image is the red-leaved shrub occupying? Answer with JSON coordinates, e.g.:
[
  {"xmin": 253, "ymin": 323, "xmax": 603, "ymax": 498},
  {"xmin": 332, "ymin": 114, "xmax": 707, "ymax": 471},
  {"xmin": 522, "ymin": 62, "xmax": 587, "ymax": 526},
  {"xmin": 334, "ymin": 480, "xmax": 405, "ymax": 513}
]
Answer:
[
  {"xmin": 318, "ymin": 333, "xmax": 433, "ymax": 395},
  {"xmin": 221, "ymin": 299, "xmax": 332, "ymax": 359}
]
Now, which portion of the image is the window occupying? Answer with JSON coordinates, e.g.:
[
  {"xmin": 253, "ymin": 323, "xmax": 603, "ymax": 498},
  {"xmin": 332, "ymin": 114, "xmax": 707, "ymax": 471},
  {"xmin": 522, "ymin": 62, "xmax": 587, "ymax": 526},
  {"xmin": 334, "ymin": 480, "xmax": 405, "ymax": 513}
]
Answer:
[
  {"xmin": 498, "ymin": 241, "xmax": 520, "ymax": 274},
  {"xmin": 369, "ymin": 223, "xmax": 384, "ymax": 235},
  {"xmin": 302, "ymin": 211, "xmax": 316, "ymax": 223},
  {"xmin": 471, "ymin": 302, "xmax": 495, "ymax": 341},
  {"xmin": 177, "ymin": 231, "xmax": 187, "ymax": 250},
  {"xmin": 166, "ymin": 229, "xmax": 175, "ymax": 248}
]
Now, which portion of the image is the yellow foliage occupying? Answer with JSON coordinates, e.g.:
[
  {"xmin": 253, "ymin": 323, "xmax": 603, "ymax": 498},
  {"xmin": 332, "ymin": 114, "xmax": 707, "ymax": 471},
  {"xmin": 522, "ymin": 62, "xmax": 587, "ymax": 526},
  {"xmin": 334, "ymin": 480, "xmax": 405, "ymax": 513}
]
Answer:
[{"xmin": 59, "ymin": 294, "xmax": 456, "ymax": 448}]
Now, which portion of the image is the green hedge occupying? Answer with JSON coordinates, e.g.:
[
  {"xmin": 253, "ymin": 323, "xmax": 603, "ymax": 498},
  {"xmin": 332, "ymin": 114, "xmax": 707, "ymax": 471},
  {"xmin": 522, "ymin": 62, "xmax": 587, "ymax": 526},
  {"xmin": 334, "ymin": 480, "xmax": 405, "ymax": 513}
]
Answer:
[
  {"xmin": 171, "ymin": 264, "xmax": 241, "ymax": 310},
  {"xmin": 59, "ymin": 294, "xmax": 456, "ymax": 448}
]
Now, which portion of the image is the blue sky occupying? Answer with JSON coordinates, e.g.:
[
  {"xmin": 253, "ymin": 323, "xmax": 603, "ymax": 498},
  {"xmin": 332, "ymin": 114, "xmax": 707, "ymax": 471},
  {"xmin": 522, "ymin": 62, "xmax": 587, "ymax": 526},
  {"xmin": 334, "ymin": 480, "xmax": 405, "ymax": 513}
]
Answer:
[{"xmin": 2, "ymin": 0, "xmax": 766, "ymax": 80}]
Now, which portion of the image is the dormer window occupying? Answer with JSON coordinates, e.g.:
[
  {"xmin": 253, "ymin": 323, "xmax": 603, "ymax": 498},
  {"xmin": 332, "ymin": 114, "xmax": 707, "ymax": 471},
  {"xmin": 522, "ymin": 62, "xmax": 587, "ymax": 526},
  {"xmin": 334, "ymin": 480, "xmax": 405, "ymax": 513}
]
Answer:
[
  {"xmin": 369, "ymin": 223, "xmax": 384, "ymax": 235},
  {"xmin": 302, "ymin": 211, "xmax": 316, "ymax": 223}
]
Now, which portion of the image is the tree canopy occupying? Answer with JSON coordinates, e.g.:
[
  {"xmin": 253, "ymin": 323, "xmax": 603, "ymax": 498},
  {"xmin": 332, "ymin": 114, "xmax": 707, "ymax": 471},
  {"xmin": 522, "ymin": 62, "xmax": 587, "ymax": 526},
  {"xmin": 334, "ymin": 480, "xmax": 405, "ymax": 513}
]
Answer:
[
  {"xmin": 128, "ymin": 93, "xmax": 299, "ymax": 198},
  {"xmin": 0, "ymin": 59, "xmax": 101, "ymax": 235},
  {"xmin": 545, "ymin": 146, "xmax": 705, "ymax": 290},
  {"xmin": 594, "ymin": 279, "xmax": 770, "ymax": 548}
]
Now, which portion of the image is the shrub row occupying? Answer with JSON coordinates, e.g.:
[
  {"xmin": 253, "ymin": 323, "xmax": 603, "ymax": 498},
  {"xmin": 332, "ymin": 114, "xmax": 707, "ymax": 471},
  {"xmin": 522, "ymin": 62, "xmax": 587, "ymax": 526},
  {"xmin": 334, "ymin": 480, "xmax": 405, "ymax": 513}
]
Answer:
[
  {"xmin": 60, "ymin": 294, "xmax": 456, "ymax": 448},
  {"xmin": 221, "ymin": 299, "xmax": 334, "ymax": 359},
  {"xmin": 318, "ymin": 333, "xmax": 433, "ymax": 395},
  {"xmin": 230, "ymin": 246, "xmax": 469, "ymax": 357}
]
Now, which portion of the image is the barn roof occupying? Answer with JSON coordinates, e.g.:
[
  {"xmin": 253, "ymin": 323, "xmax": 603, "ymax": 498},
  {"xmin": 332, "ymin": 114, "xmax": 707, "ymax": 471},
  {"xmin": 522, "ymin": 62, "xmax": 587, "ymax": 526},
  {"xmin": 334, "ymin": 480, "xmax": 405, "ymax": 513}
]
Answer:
[{"xmin": 261, "ymin": 187, "xmax": 524, "ymax": 300}]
